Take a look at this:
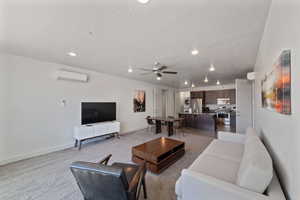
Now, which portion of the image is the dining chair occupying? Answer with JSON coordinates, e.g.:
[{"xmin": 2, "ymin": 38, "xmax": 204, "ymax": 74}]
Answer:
[
  {"xmin": 174, "ymin": 118, "xmax": 185, "ymax": 137},
  {"xmin": 146, "ymin": 116, "xmax": 155, "ymax": 132}
]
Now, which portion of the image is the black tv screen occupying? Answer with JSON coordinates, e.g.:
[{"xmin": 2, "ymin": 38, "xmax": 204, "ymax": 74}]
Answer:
[{"xmin": 81, "ymin": 102, "xmax": 116, "ymax": 125}]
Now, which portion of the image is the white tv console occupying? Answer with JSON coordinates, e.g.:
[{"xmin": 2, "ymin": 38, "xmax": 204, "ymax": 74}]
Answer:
[{"xmin": 74, "ymin": 121, "xmax": 120, "ymax": 150}]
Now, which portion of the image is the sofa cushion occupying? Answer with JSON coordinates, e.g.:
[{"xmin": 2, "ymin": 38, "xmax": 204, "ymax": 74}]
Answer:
[
  {"xmin": 204, "ymin": 139, "xmax": 244, "ymax": 163},
  {"xmin": 189, "ymin": 154, "xmax": 240, "ymax": 184},
  {"xmin": 237, "ymin": 134, "xmax": 273, "ymax": 193}
]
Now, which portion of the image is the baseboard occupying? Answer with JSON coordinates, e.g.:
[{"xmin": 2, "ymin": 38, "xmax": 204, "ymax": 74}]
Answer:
[
  {"xmin": 0, "ymin": 128, "xmax": 148, "ymax": 166},
  {"xmin": 0, "ymin": 128, "xmax": 146, "ymax": 166},
  {"xmin": 0, "ymin": 143, "xmax": 74, "ymax": 166},
  {"xmin": 121, "ymin": 128, "xmax": 148, "ymax": 136}
]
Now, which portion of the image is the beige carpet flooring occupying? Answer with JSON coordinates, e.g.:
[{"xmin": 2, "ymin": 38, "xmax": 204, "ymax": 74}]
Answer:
[{"xmin": 0, "ymin": 129, "xmax": 214, "ymax": 200}]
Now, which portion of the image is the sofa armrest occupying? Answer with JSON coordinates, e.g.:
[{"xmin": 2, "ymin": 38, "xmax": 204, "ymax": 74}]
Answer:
[
  {"xmin": 218, "ymin": 131, "xmax": 246, "ymax": 144},
  {"xmin": 175, "ymin": 177, "xmax": 183, "ymax": 200},
  {"xmin": 179, "ymin": 169, "xmax": 268, "ymax": 200}
]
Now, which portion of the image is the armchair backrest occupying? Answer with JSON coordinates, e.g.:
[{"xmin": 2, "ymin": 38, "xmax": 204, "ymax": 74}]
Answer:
[{"xmin": 70, "ymin": 161, "xmax": 129, "ymax": 200}]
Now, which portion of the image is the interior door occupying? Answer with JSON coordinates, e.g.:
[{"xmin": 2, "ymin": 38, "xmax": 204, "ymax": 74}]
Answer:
[
  {"xmin": 236, "ymin": 79, "xmax": 253, "ymax": 133},
  {"xmin": 162, "ymin": 90, "xmax": 167, "ymax": 118}
]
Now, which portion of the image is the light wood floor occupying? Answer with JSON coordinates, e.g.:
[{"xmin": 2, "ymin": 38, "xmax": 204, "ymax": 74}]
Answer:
[{"xmin": 0, "ymin": 129, "xmax": 214, "ymax": 200}]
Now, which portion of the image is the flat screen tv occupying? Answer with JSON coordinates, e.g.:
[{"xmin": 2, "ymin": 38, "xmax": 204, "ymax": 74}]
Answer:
[{"xmin": 81, "ymin": 102, "xmax": 116, "ymax": 125}]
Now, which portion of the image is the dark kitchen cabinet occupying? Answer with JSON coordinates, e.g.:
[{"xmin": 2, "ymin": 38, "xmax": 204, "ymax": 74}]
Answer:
[
  {"xmin": 193, "ymin": 89, "xmax": 236, "ymax": 105},
  {"xmin": 222, "ymin": 90, "xmax": 230, "ymax": 98},
  {"xmin": 191, "ymin": 91, "xmax": 204, "ymax": 99},
  {"xmin": 229, "ymin": 89, "xmax": 236, "ymax": 104},
  {"xmin": 216, "ymin": 90, "xmax": 224, "ymax": 98},
  {"xmin": 182, "ymin": 113, "xmax": 193, "ymax": 127},
  {"xmin": 179, "ymin": 113, "xmax": 217, "ymax": 131},
  {"xmin": 205, "ymin": 90, "xmax": 217, "ymax": 104}
]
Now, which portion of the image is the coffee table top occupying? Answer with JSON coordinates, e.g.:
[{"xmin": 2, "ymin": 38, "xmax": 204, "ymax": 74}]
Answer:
[{"xmin": 132, "ymin": 137, "xmax": 184, "ymax": 159}]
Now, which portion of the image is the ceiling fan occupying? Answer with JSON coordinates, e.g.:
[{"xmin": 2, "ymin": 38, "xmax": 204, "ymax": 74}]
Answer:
[{"xmin": 138, "ymin": 62, "xmax": 178, "ymax": 79}]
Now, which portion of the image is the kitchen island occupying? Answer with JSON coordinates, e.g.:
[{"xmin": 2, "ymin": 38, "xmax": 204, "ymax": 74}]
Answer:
[{"xmin": 179, "ymin": 113, "xmax": 217, "ymax": 131}]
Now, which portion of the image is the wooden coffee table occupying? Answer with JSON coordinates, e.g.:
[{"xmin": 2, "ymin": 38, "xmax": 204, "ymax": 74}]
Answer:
[{"xmin": 132, "ymin": 137, "xmax": 185, "ymax": 174}]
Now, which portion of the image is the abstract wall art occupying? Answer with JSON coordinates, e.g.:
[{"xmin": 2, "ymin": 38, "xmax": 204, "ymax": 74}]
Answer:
[
  {"xmin": 134, "ymin": 90, "xmax": 146, "ymax": 112},
  {"xmin": 261, "ymin": 50, "xmax": 291, "ymax": 115}
]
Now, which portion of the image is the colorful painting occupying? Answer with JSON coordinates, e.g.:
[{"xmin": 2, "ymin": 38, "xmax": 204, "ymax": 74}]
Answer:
[
  {"xmin": 261, "ymin": 50, "xmax": 291, "ymax": 115},
  {"xmin": 134, "ymin": 90, "xmax": 146, "ymax": 112}
]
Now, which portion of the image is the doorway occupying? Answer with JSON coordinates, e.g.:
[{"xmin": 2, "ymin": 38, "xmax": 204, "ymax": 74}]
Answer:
[{"xmin": 162, "ymin": 89, "xmax": 168, "ymax": 118}]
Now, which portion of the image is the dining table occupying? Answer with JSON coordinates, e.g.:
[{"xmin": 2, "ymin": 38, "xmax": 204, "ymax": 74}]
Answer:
[{"xmin": 149, "ymin": 117, "xmax": 183, "ymax": 136}]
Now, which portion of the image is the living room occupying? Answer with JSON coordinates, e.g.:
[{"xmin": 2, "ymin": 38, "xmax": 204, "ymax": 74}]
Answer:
[{"xmin": 0, "ymin": 0, "xmax": 299, "ymax": 200}]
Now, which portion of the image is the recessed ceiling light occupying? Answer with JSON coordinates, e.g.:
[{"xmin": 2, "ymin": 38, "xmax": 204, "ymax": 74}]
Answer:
[
  {"xmin": 128, "ymin": 67, "xmax": 133, "ymax": 73},
  {"xmin": 191, "ymin": 83, "xmax": 195, "ymax": 88},
  {"xmin": 157, "ymin": 76, "xmax": 161, "ymax": 80},
  {"xmin": 67, "ymin": 52, "xmax": 77, "ymax": 57},
  {"xmin": 184, "ymin": 80, "xmax": 188, "ymax": 85},
  {"xmin": 191, "ymin": 49, "xmax": 199, "ymax": 56},
  {"xmin": 204, "ymin": 76, "xmax": 208, "ymax": 83},
  {"xmin": 209, "ymin": 64, "xmax": 215, "ymax": 72},
  {"xmin": 216, "ymin": 80, "xmax": 220, "ymax": 85},
  {"xmin": 137, "ymin": 0, "xmax": 150, "ymax": 4}
]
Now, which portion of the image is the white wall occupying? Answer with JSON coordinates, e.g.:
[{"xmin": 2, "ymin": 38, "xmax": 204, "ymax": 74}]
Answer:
[
  {"xmin": 254, "ymin": 0, "xmax": 300, "ymax": 199},
  {"xmin": 0, "ymin": 53, "xmax": 173, "ymax": 165},
  {"xmin": 0, "ymin": 56, "xmax": 8, "ymax": 161}
]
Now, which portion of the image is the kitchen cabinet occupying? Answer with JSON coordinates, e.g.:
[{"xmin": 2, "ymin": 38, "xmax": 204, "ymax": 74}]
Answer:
[
  {"xmin": 228, "ymin": 89, "xmax": 236, "ymax": 104},
  {"xmin": 192, "ymin": 89, "xmax": 236, "ymax": 105},
  {"xmin": 191, "ymin": 91, "xmax": 205, "ymax": 99},
  {"xmin": 179, "ymin": 113, "xmax": 217, "ymax": 131},
  {"xmin": 222, "ymin": 90, "xmax": 229, "ymax": 98},
  {"xmin": 205, "ymin": 90, "xmax": 217, "ymax": 104}
]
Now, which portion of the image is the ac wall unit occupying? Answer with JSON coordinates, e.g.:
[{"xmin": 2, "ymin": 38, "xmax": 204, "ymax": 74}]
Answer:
[{"xmin": 55, "ymin": 70, "xmax": 88, "ymax": 82}]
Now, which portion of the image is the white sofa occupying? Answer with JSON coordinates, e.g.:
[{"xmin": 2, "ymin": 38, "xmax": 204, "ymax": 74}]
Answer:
[{"xmin": 175, "ymin": 128, "xmax": 286, "ymax": 200}]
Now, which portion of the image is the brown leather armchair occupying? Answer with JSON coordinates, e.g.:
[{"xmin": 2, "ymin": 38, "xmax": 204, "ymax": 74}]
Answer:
[{"xmin": 70, "ymin": 154, "xmax": 147, "ymax": 200}]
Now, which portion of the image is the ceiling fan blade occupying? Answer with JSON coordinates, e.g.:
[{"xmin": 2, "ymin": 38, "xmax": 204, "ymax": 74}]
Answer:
[
  {"xmin": 158, "ymin": 66, "xmax": 167, "ymax": 71},
  {"xmin": 140, "ymin": 72, "xmax": 152, "ymax": 75},
  {"xmin": 162, "ymin": 71, "xmax": 178, "ymax": 74},
  {"xmin": 137, "ymin": 68, "xmax": 153, "ymax": 72},
  {"xmin": 157, "ymin": 73, "xmax": 162, "ymax": 77}
]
